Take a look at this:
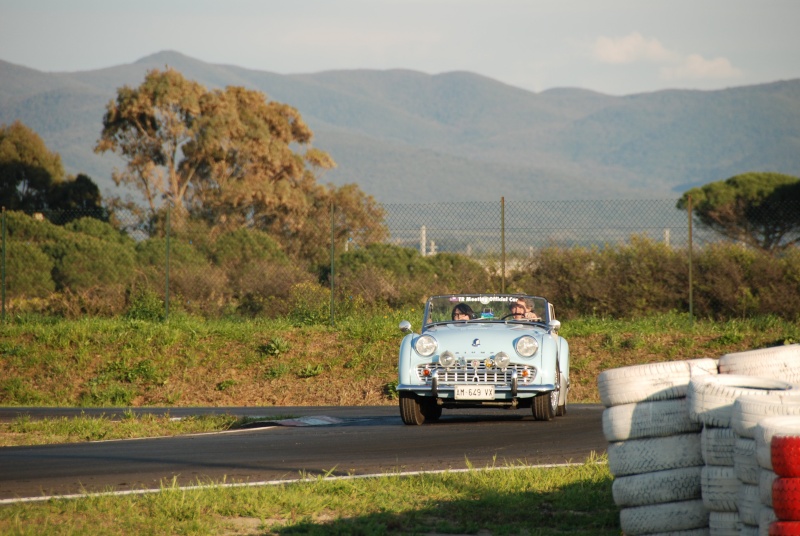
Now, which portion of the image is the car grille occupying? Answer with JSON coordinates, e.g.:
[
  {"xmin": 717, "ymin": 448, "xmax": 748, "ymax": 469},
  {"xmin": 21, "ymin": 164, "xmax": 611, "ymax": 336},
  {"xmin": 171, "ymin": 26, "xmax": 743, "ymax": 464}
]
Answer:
[{"xmin": 416, "ymin": 364, "xmax": 533, "ymax": 385}]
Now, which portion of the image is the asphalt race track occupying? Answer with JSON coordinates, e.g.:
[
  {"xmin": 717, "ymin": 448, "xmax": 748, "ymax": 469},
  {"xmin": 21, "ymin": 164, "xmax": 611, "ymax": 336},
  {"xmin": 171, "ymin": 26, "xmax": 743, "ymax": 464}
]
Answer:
[{"xmin": 0, "ymin": 404, "xmax": 607, "ymax": 501}]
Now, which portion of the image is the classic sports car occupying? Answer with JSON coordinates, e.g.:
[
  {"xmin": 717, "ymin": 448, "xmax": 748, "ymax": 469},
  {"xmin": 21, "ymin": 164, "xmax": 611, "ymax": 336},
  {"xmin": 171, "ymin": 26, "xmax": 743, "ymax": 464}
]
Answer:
[{"xmin": 397, "ymin": 294, "xmax": 570, "ymax": 425}]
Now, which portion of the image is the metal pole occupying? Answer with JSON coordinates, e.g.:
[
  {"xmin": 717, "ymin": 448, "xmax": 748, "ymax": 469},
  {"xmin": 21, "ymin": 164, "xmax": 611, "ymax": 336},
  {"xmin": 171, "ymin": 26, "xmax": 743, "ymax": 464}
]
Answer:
[
  {"xmin": 165, "ymin": 203, "xmax": 170, "ymax": 321},
  {"xmin": 688, "ymin": 196, "xmax": 694, "ymax": 327},
  {"xmin": 501, "ymin": 197, "xmax": 506, "ymax": 293},
  {"xmin": 330, "ymin": 202, "xmax": 335, "ymax": 326},
  {"xmin": 1, "ymin": 207, "xmax": 6, "ymax": 323}
]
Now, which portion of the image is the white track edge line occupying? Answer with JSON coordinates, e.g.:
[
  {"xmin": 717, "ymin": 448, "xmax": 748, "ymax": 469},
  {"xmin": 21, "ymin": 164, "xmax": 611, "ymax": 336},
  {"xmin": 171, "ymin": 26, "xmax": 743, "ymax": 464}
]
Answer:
[{"xmin": 0, "ymin": 462, "xmax": 603, "ymax": 505}]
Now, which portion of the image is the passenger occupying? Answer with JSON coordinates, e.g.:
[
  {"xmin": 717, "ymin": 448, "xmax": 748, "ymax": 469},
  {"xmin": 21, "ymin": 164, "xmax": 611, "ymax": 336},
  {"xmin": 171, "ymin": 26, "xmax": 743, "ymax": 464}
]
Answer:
[
  {"xmin": 451, "ymin": 303, "xmax": 476, "ymax": 321},
  {"xmin": 510, "ymin": 297, "xmax": 541, "ymax": 321}
]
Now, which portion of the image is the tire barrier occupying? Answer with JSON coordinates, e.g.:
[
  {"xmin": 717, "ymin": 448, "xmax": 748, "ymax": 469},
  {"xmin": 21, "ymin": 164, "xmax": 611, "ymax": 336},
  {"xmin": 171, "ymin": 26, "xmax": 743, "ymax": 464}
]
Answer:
[
  {"xmin": 598, "ymin": 358, "xmax": 718, "ymax": 407},
  {"xmin": 773, "ymin": 478, "xmax": 800, "ymax": 521},
  {"xmin": 599, "ymin": 344, "xmax": 800, "ymax": 535},
  {"xmin": 718, "ymin": 345, "xmax": 800, "ymax": 385},
  {"xmin": 773, "ymin": 436, "xmax": 800, "ymax": 479}
]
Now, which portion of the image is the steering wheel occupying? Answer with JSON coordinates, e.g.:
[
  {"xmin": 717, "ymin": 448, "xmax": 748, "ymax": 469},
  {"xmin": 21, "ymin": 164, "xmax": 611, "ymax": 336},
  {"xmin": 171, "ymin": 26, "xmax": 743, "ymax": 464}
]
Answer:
[{"xmin": 500, "ymin": 314, "xmax": 516, "ymax": 320}]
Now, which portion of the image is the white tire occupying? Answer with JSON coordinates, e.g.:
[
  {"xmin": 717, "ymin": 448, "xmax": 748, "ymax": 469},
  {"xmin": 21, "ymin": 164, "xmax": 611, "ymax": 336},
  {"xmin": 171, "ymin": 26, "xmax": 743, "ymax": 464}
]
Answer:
[
  {"xmin": 760, "ymin": 505, "xmax": 777, "ymax": 535},
  {"xmin": 702, "ymin": 465, "xmax": 739, "ymax": 512},
  {"xmin": 608, "ymin": 433, "xmax": 703, "ymax": 477},
  {"xmin": 760, "ymin": 468, "xmax": 777, "ymax": 507},
  {"xmin": 737, "ymin": 483, "xmax": 761, "ymax": 526},
  {"xmin": 739, "ymin": 524, "xmax": 759, "ymax": 536},
  {"xmin": 754, "ymin": 417, "xmax": 800, "ymax": 470},
  {"xmin": 687, "ymin": 375, "xmax": 796, "ymax": 428},
  {"xmin": 734, "ymin": 437, "xmax": 759, "ymax": 485},
  {"xmin": 709, "ymin": 511, "xmax": 740, "ymax": 535},
  {"xmin": 732, "ymin": 394, "xmax": 800, "ymax": 439},
  {"xmin": 598, "ymin": 358, "xmax": 718, "ymax": 407},
  {"xmin": 612, "ymin": 466, "xmax": 702, "ymax": 507},
  {"xmin": 702, "ymin": 426, "xmax": 737, "ymax": 466},
  {"xmin": 718, "ymin": 344, "xmax": 800, "ymax": 383},
  {"xmin": 603, "ymin": 398, "xmax": 701, "ymax": 442},
  {"xmin": 643, "ymin": 530, "xmax": 710, "ymax": 536},
  {"xmin": 619, "ymin": 499, "xmax": 709, "ymax": 535}
]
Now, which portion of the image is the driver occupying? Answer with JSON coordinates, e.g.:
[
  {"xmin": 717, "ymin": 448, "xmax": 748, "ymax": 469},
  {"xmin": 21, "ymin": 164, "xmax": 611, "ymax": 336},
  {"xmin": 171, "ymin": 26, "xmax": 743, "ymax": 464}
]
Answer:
[
  {"xmin": 451, "ymin": 303, "xmax": 476, "ymax": 321},
  {"xmin": 510, "ymin": 297, "xmax": 541, "ymax": 321}
]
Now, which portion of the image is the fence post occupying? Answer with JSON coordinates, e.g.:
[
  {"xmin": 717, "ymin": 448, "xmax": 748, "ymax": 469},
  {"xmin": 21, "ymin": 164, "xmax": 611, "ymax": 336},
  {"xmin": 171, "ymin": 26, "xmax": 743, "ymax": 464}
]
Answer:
[
  {"xmin": 1, "ymin": 207, "xmax": 5, "ymax": 323},
  {"xmin": 165, "ymin": 203, "xmax": 170, "ymax": 321},
  {"xmin": 501, "ymin": 197, "xmax": 506, "ymax": 293},
  {"xmin": 330, "ymin": 202, "xmax": 335, "ymax": 326},
  {"xmin": 688, "ymin": 196, "xmax": 694, "ymax": 327}
]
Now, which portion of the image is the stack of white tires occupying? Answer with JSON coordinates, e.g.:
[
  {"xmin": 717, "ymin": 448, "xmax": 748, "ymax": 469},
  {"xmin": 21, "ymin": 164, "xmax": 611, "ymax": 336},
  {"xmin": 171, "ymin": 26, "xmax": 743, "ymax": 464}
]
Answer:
[
  {"xmin": 600, "ymin": 358, "xmax": 718, "ymax": 535},
  {"xmin": 721, "ymin": 345, "xmax": 800, "ymax": 535},
  {"xmin": 598, "ymin": 344, "xmax": 800, "ymax": 535},
  {"xmin": 688, "ymin": 375, "xmax": 800, "ymax": 535}
]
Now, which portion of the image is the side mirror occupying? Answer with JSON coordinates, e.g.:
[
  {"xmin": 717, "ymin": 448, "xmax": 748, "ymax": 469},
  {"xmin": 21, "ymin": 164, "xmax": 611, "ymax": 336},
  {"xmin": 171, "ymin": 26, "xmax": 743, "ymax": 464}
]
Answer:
[
  {"xmin": 548, "ymin": 319, "xmax": 561, "ymax": 333},
  {"xmin": 399, "ymin": 320, "xmax": 413, "ymax": 334}
]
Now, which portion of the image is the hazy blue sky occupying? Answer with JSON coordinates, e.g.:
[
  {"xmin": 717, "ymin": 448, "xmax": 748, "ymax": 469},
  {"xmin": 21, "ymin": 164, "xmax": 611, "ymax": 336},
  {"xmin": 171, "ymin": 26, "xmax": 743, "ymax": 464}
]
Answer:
[{"xmin": 2, "ymin": 0, "xmax": 798, "ymax": 95}]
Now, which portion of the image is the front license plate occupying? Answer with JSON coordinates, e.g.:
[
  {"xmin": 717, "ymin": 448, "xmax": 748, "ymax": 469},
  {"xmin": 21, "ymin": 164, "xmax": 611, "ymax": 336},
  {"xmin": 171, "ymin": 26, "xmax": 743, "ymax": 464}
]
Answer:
[{"xmin": 454, "ymin": 385, "xmax": 495, "ymax": 400}]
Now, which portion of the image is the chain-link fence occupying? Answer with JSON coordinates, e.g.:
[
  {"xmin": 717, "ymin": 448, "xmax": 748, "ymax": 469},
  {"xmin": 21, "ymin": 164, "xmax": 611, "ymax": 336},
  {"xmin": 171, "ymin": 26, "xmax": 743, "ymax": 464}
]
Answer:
[{"xmin": 2, "ymin": 198, "xmax": 798, "ymax": 321}]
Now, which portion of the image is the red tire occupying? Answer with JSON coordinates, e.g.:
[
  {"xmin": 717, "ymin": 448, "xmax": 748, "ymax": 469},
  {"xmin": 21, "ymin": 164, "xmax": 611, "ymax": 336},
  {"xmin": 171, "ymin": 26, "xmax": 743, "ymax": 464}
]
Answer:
[
  {"xmin": 773, "ymin": 477, "xmax": 800, "ymax": 520},
  {"xmin": 771, "ymin": 521, "xmax": 800, "ymax": 535},
  {"xmin": 773, "ymin": 435, "xmax": 800, "ymax": 478}
]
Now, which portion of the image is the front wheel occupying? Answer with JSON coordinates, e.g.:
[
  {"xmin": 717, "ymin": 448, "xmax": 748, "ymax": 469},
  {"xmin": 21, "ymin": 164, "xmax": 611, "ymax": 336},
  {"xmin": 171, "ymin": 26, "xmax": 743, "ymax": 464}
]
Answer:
[
  {"xmin": 533, "ymin": 368, "xmax": 560, "ymax": 421},
  {"xmin": 399, "ymin": 392, "xmax": 426, "ymax": 425},
  {"xmin": 532, "ymin": 392, "xmax": 555, "ymax": 421}
]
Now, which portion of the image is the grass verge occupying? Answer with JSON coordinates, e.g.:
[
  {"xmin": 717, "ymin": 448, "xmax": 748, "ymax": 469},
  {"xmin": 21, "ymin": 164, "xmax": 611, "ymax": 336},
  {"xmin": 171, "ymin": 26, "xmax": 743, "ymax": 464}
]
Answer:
[
  {"xmin": 0, "ymin": 412, "xmax": 285, "ymax": 447},
  {"xmin": 0, "ymin": 456, "xmax": 617, "ymax": 535}
]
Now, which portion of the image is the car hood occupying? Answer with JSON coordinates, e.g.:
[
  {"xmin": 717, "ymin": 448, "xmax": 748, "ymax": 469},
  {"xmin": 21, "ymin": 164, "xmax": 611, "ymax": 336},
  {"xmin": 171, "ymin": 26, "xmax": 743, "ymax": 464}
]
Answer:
[{"xmin": 422, "ymin": 322, "xmax": 548, "ymax": 350}]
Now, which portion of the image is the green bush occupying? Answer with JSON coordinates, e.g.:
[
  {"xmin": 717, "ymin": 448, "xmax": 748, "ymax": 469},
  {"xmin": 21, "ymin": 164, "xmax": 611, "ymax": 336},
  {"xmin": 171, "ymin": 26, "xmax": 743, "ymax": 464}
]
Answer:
[
  {"xmin": 2, "ymin": 241, "xmax": 55, "ymax": 297},
  {"xmin": 212, "ymin": 228, "xmax": 289, "ymax": 266}
]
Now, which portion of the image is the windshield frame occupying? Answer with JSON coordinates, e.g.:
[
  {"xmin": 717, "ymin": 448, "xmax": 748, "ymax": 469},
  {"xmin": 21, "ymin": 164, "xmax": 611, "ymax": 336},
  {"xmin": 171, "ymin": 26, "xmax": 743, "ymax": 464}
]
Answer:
[{"xmin": 423, "ymin": 294, "xmax": 550, "ymax": 327}]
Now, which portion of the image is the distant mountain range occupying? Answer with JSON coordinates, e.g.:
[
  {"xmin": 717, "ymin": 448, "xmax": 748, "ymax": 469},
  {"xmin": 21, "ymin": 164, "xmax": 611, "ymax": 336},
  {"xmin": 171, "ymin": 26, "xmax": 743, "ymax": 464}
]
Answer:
[{"xmin": 2, "ymin": 50, "xmax": 799, "ymax": 203}]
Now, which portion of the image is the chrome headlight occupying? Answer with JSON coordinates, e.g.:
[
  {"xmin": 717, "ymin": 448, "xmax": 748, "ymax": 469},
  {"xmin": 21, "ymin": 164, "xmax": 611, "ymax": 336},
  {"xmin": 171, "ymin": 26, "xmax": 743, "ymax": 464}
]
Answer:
[
  {"xmin": 439, "ymin": 350, "xmax": 456, "ymax": 368},
  {"xmin": 494, "ymin": 352, "xmax": 510, "ymax": 369},
  {"xmin": 515, "ymin": 336, "xmax": 539, "ymax": 357},
  {"xmin": 414, "ymin": 335, "xmax": 438, "ymax": 357}
]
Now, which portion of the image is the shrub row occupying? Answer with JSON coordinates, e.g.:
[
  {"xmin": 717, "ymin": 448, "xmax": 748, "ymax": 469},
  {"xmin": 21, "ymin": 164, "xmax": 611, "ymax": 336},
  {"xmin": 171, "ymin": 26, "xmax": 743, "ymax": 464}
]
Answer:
[{"xmin": 2, "ymin": 212, "xmax": 799, "ymax": 321}]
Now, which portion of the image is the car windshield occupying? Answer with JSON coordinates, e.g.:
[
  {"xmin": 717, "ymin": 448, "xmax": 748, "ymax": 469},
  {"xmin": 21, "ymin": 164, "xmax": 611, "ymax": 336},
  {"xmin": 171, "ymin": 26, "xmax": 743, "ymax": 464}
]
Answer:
[{"xmin": 425, "ymin": 294, "xmax": 548, "ymax": 325}]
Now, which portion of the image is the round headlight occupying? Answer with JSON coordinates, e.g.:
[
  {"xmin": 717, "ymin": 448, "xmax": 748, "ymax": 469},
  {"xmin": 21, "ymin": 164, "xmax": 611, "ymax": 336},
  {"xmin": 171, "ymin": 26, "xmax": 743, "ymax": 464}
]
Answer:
[
  {"xmin": 439, "ymin": 351, "xmax": 456, "ymax": 368},
  {"xmin": 414, "ymin": 335, "xmax": 438, "ymax": 357},
  {"xmin": 494, "ymin": 352, "xmax": 510, "ymax": 369},
  {"xmin": 515, "ymin": 336, "xmax": 539, "ymax": 357}
]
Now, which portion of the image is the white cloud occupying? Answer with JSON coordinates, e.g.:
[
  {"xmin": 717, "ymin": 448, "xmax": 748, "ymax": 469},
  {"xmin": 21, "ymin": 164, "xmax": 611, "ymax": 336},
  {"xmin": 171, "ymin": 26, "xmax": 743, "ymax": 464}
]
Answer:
[
  {"xmin": 592, "ymin": 32, "xmax": 675, "ymax": 64},
  {"xmin": 592, "ymin": 32, "xmax": 743, "ymax": 84},
  {"xmin": 660, "ymin": 54, "xmax": 743, "ymax": 80}
]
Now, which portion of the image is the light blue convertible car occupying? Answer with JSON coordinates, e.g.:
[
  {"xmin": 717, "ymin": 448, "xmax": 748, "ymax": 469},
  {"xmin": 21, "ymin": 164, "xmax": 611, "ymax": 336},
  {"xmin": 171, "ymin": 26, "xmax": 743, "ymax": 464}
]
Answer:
[{"xmin": 397, "ymin": 294, "xmax": 570, "ymax": 425}]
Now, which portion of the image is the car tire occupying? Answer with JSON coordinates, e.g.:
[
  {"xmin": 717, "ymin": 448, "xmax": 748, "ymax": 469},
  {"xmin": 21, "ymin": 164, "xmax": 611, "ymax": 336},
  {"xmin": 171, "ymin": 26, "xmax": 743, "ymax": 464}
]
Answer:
[
  {"xmin": 773, "ymin": 436, "xmax": 800, "ymax": 478},
  {"xmin": 738, "ymin": 483, "xmax": 762, "ymax": 526},
  {"xmin": 709, "ymin": 511, "xmax": 740, "ymax": 535},
  {"xmin": 732, "ymin": 394, "xmax": 800, "ymax": 439},
  {"xmin": 718, "ymin": 344, "xmax": 800, "ymax": 383},
  {"xmin": 399, "ymin": 392, "xmax": 425, "ymax": 425},
  {"xmin": 755, "ymin": 417, "xmax": 800, "ymax": 471},
  {"xmin": 701, "ymin": 425, "xmax": 737, "ymax": 466},
  {"xmin": 611, "ymin": 466, "xmax": 702, "ymax": 507},
  {"xmin": 533, "ymin": 391, "xmax": 555, "ymax": 421},
  {"xmin": 556, "ymin": 369, "xmax": 568, "ymax": 416},
  {"xmin": 618, "ymin": 499, "xmax": 708, "ymax": 535},
  {"xmin": 701, "ymin": 465, "xmax": 739, "ymax": 512},
  {"xmin": 597, "ymin": 358, "xmax": 718, "ymax": 407},
  {"xmin": 762, "ymin": 469, "xmax": 779, "ymax": 507},
  {"xmin": 773, "ymin": 478, "xmax": 800, "ymax": 521},
  {"xmin": 607, "ymin": 433, "xmax": 703, "ymax": 477},
  {"xmin": 734, "ymin": 437, "xmax": 760, "ymax": 485},
  {"xmin": 770, "ymin": 521, "xmax": 800, "ymax": 535},
  {"xmin": 602, "ymin": 398, "xmax": 700, "ymax": 442},
  {"xmin": 421, "ymin": 400, "xmax": 442, "ymax": 422},
  {"xmin": 688, "ymin": 375, "xmax": 796, "ymax": 428}
]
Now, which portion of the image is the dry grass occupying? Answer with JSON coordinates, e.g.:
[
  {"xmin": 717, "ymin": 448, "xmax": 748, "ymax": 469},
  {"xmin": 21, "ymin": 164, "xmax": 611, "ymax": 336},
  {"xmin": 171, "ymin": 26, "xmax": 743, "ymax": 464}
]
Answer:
[{"xmin": 1, "ymin": 312, "xmax": 797, "ymax": 410}]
